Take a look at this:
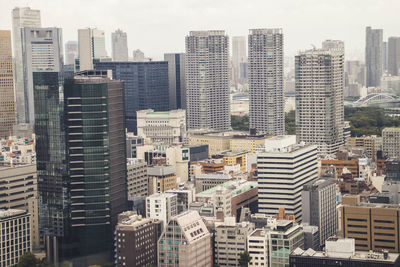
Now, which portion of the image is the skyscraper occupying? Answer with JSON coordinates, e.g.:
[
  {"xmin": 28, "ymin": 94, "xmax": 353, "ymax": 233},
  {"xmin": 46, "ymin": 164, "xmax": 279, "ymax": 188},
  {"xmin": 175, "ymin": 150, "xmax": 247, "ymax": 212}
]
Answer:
[
  {"xmin": 95, "ymin": 61, "xmax": 169, "ymax": 133},
  {"xmin": 295, "ymin": 47, "xmax": 345, "ymax": 155},
  {"xmin": 185, "ymin": 30, "xmax": 230, "ymax": 130},
  {"xmin": 232, "ymin": 36, "xmax": 246, "ymax": 85},
  {"xmin": 12, "ymin": 7, "xmax": 41, "ymax": 125},
  {"xmin": 0, "ymin": 30, "xmax": 16, "ymax": 138},
  {"xmin": 164, "ymin": 53, "xmax": 186, "ymax": 109},
  {"xmin": 78, "ymin": 28, "xmax": 107, "ymax": 71},
  {"xmin": 248, "ymin": 28, "xmax": 284, "ymax": 135},
  {"xmin": 132, "ymin": 49, "xmax": 145, "ymax": 62},
  {"xmin": 322, "ymin": 39, "xmax": 345, "ymax": 51},
  {"xmin": 365, "ymin": 26, "xmax": 383, "ymax": 87},
  {"xmin": 383, "ymin": 41, "xmax": 388, "ymax": 72},
  {"xmin": 112, "ymin": 29, "xmax": 128, "ymax": 61},
  {"xmin": 21, "ymin": 27, "xmax": 63, "ymax": 125},
  {"xmin": 65, "ymin": 40, "xmax": 78, "ymax": 65},
  {"xmin": 388, "ymin": 37, "xmax": 400, "ymax": 76}
]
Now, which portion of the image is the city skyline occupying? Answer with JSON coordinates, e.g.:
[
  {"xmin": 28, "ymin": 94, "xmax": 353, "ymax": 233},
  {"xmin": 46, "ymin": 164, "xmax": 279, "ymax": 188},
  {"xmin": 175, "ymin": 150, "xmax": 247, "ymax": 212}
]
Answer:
[{"xmin": 2, "ymin": 0, "xmax": 400, "ymax": 61}]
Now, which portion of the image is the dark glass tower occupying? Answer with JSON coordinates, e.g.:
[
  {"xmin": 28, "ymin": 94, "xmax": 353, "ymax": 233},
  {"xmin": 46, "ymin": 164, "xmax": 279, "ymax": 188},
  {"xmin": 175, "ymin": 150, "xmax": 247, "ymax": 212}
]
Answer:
[{"xmin": 95, "ymin": 61, "xmax": 169, "ymax": 133}]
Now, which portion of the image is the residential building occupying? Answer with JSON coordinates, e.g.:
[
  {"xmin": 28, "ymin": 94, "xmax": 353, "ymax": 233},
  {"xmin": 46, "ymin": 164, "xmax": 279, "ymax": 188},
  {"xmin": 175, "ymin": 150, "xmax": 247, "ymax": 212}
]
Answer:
[
  {"xmin": 112, "ymin": 29, "xmax": 128, "ymax": 61},
  {"xmin": 302, "ymin": 179, "xmax": 337, "ymax": 247},
  {"xmin": 78, "ymin": 28, "xmax": 107, "ymax": 71},
  {"xmin": 0, "ymin": 31, "xmax": 15, "ymax": 138},
  {"xmin": 185, "ymin": 30, "xmax": 230, "ymax": 130},
  {"xmin": 214, "ymin": 217, "xmax": 254, "ymax": 266},
  {"xmin": 248, "ymin": 28, "xmax": 284, "ymax": 135},
  {"xmin": 95, "ymin": 61, "xmax": 169, "ymax": 133},
  {"xmin": 365, "ymin": 26, "xmax": 383, "ymax": 87},
  {"xmin": 115, "ymin": 211, "xmax": 162, "ymax": 267},
  {"xmin": 65, "ymin": 40, "xmax": 78, "ymax": 65},
  {"xmin": 157, "ymin": 210, "xmax": 212, "ymax": 267},
  {"xmin": 146, "ymin": 193, "xmax": 177, "ymax": 227},
  {"xmin": 290, "ymin": 237, "xmax": 400, "ymax": 267},
  {"xmin": 321, "ymin": 159, "xmax": 359, "ymax": 177},
  {"xmin": 257, "ymin": 136, "xmax": 318, "ymax": 222},
  {"xmin": 247, "ymin": 228, "xmax": 270, "ymax": 267},
  {"xmin": 388, "ymin": 37, "xmax": 400, "ymax": 76},
  {"xmin": 127, "ymin": 158, "xmax": 148, "ymax": 198},
  {"xmin": 195, "ymin": 173, "xmax": 232, "ymax": 193},
  {"xmin": 383, "ymin": 127, "xmax": 400, "ymax": 158},
  {"xmin": 295, "ymin": 47, "xmax": 344, "ymax": 155},
  {"xmin": 0, "ymin": 209, "xmax": 31, "ymax": 267},
  {"xmin": 147, "ymin": 165, "xmax": 178, "ymax": 194},
  {"xmin": 137, "ymin": 109, "xmax": 186, "ymax": 145},
  {"xmin": 164, "ymin": 53, "xmax": 186, "ymax": 109},
  {"xmin": 12, "ymin": 7, "xmax": 41, "ymax": 126}
]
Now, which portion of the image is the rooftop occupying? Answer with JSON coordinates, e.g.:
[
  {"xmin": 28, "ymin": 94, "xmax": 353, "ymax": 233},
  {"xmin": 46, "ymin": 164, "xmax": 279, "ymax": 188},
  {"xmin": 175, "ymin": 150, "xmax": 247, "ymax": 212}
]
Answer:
[
  {"xmin": 196, "ymin": 179, "xmax": 257, "ymax": 197},
  {"xmin": 0, "ymin": 209, "xmax": 27, "ymax": 219}
]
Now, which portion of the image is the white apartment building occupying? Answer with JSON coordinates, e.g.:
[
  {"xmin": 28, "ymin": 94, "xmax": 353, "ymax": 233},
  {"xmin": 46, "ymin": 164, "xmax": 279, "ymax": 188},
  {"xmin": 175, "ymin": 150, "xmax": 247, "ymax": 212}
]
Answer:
[
  {"xmin": 257, "ymin": 136, "xmax": 318, "ymax": 222},
  {"xmin": 248, "ymin": 28, "xmax": 284, "ymax": 135},
  {"xmin": 185, "ymin": 30, "xmax": 230, "ymax": 130},
  {"xmin": 146, "ymin": 193, "xmax": 177, "ymax": 227},
  {"xmin": 137, "ymin": 109, "xmax": 186, "ymax": 145},
  {"xmin": 382, "ymin": 127, "xmax": 400, "ymax": 158},
  {"xmin": 295, "ymin": 47, "xmax": 344, "ymax": 156}
]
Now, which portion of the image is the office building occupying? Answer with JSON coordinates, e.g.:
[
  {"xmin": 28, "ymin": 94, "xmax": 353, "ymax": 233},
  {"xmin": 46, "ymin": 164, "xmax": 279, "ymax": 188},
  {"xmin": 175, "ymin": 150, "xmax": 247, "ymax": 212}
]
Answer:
[
  {"xmin": 302, "ymin": 179, "xmax": 337, "ymax": 247},
  {"xmin": 147, "ymin": 165, "xmax": 178, "ymax": 194},
  {"xmin": 366, "ymin": 26, "xmax": 383, "ymax": 87},
  {"xmin": 257, "ymin": 136, "xmax": 318, "ymax": 222},
  {"xmin": 185, "ymin": 30, "xmax": 230, "ymax": 130},
  {"xmin": 388, "ymin": 37, "xmax": 400, "ymax": 76},
  {"xmin": 195, "ymin": 173, "xmax": 232, "ymax": 193},
  {"xmin": 248, "ymin": 28, "xmax": 284, "ymax": 135},
  {"xmin": 137, "ymin": 109, "xmax": 186, "ymax": 145},
  {"xmin": 290, "ymin": 237, "xmax": 400, "ymax": 267},
  {"xmin": 302, "ymin": 224, "xmax": 320, "ymax": 250},
  {"xmin": 12, "ymin": 7, "xmax": 41, "ymax": 125},
  {"xmin": 0, "ymin": 209, "xmax": 31, "ymax": 267},
  {"xmin": 214, "ymin": 218, "xmax": 254, "ymax": 266},
  {"xmin": 78, "ymin": 28, "xmax": 107, "ymax": 71},
  {"xmin": 347, "ymin": 135, "xmax": 380, "ymax": 161},
  {"xmin": 164, "ymin": 53, "xmax": 186, "ymax": 110},
  {"xmin": 165, "ymin": 189, "xmax": 194, "ymax": 213},
  {"xmin": 383, "ymin": 127, "xmax": 400, "ymax": 158},
  {"xmin": 247, "ymin": 228, "xmax": 270, "ymax": 267},
  {"xmin": 157, "ymin": 210, "xmax": 212, "ymax": 267},
  {"xmin": 127, "ymin": 158, "xmax": 148, "ymax": 198},
  {"xmin": 95, "ymin": 61, "xmax": 169, "ymax": 133},
  {"xmin": 65, "ymin": 40, "xmax": 78, "ymax": 65},
  {"xmin": 115, "ymin": 211, "xmax": 162, "ymax": 267},
  {"xmin": 232, "ymin": 36, "xmax": 247, "ymax": 85},
  {"xmin": 111, "ymin": 29, "xmax": 128, "ymax": 61},
  {"xmin": 0, "ymin": 31, "xmax": 15, "ymax": 138},
  {"xmin": 146, "ymin": 193, "xmax": 177, "ymax": 227},
  {"xmin": 132, "ymin": 49, "xmax": 145, "ymax": 62},
  {"xmin": 126, "ymin": 134, "xmax": 144, "ymax": 158},
  {"xmin": 295, "ymin": 47, "xmax": 344, "ymax": 155},
  {"xmin": 322, "ymin": 39, "xmax": 345, "ymax": 51}
]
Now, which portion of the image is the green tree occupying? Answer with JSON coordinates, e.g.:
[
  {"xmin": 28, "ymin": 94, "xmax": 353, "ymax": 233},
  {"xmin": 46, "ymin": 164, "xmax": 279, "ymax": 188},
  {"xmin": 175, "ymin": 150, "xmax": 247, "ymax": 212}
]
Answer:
[
  {"xmin": 285, "ymin": 110, "xmax": 296, "ymax": 135},
  {"xmin": 17, "ymin": 252, "xmax": 40, "ymax": 267},
  {"xmin": 238, "ymin": 251, "xmax": 251, "ymax": 267}
]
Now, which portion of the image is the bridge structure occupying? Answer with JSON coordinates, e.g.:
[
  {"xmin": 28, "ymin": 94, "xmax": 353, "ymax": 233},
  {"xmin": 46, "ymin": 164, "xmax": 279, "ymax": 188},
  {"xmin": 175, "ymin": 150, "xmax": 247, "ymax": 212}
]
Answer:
[{"xmin": 352, "ymin": 93, "xmax": 400, "ymax": 106}]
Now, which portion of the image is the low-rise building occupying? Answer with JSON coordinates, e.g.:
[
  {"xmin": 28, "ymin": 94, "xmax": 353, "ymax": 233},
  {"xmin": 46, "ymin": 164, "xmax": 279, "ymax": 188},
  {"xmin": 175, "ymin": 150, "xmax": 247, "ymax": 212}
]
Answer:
[
  {"xmin": 383, "ymin": 128, "xmax": 400, "ymax": 158},
  {"xmin": 148, "ymin": 165, "xmax": 177, "ymax": 194},
  {"xmin": 321, "ymin": 159, "xmax": 359, "ymax": 178},
  {"xmin": 195, "ymin": 173, "xmax": 232, "ymax": 193},
  {"xmin": 219, "ymin": 150, "xmax": 248, "ymax": 172},
  {"xmin": 146, "ymin": 193, "xmax": 177, "ymax": 227},
  {"xmin": 248, "ymin": 228, "xmax": 270, "ymax": 267},
  {"xmin": 127, "ymin": 158, "xmax": 148, "ymax": 198},
  {"xmin": 165, "ymin": 189, "xmax": 194, "ymax": 213},
  {"xmin": 126, "ymin": 134, "xmax": 144, "ymax": 158}
]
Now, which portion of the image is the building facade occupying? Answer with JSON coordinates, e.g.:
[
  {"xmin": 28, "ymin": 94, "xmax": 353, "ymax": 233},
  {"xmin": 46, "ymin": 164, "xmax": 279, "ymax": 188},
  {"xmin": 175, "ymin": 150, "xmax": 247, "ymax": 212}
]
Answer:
[
  {"xmin": 78, "ymin": 28, "xmax": 107, "ymax": 71},
  {"xmin": 388, "ymin": 37, "xmax": 400, "ymax": 76},
  {"xmin": 248, "ymin": 28, "xmax": 284, "ymax": 135},
  {"xmin": 147, "ymin": 165, "xmax": 178, "ymax": 194},
  {"xmin": 112, "ymin": 29, "xmax": 128, "ymax": 61},
  {"xmin": 383, "ymin": 127, "xmax": 400, "ymax": 158},
  {"xmin": 248, "ymin": 228, "xmax": 270, "ymax": 267},
  {"xmin": 127, "ymin": 158, "xmax": 148, "ymax": 198},
  {"xmin": 65, "ymin": 40, "xmax": 78, "ymax": 65},
  {"xmin": 185, "ymin": 31, "xmax": 230, "ymax": 130},
  {"xmin": 146, "ymin": 193, "xmax": 178, "ymax": 226},
  {"xmin": 365, "ymin": 26, "xmax": 383, "ymax": 87},
  {"xmin": 164, "ymin": 53, "xmax": 186, "ymax": 110},
  {"xmin": 232, "ymin": 36, "xmax": 247, "ymax": 86}
]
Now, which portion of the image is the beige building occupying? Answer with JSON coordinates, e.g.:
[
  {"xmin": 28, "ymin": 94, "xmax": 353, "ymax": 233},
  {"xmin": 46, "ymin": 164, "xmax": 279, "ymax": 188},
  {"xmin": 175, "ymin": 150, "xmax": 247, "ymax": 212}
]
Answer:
[
  {"xmin": 148, "ymin": 165, "xmax": 177, "ymax": 194},
  {"xmin": 248, "ymin": 229, "xmax": 270, "ymax": 267},
  {"xmin": 219, "ymin": 150, "xmax": 249, "ymax": 172},
  {"xmin": 127, "ymin": 158, "xmax": 148, "ymax": 198},
  {"xmin": 189, "ymin": 132, "xmax": 231, "ymax": 156},
  {"xmin": 229, "ymin": 134, "xmax": 269, "ymax": 153},
  {"xmin": 347, "ymin": 135, "xmax": 381, "ymax": 161},
  {"xmin": 195, "ymin": 173, "xmax": 232, "ymax": 193},
  {"xmin": 0, "ymin": 31, "xmax": 15, "ymax": 139}
]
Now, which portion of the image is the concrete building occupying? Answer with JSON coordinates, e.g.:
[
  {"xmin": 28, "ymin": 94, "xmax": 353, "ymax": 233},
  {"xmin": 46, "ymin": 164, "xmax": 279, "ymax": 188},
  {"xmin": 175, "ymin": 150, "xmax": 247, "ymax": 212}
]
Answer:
[
  {"xmin": 111, "ymin": 29, "xmax": 128, "ymax": 61},
  {"xmin": 186, "ymin": 31, "xmax": 230, "ymax": 130},
  {"xmin": 137, "ymin": 109, "xmax": 186, "ymax": 145},
  {"xmin": 322, "ymin": 39, "xmax": 345, "ymax": 51},
  {"xmin": 302, "ymin": 179, "xmax": 337, "ymax": 247},
  {"xmin": 115, "ymin": 211, "xmax": 162, "ymax": 267},
  {"xmin": 64, "ymin": 40, "xmax": 78, "ymax": 65},
  {"xmin": 78, "ymin": 28, "xmax": 107, "ymax": 71},
  {"xmin": 347, "ymin": 135, "xmax": 381, "ymax": 161},
  {"xmin": 295, "ymin": 47, "xmax": 344, "ymax": 156},
  {"xmin": 146, "ymin": 193, "xmax": 177, "ymax": 226},
  {"xmin": 126, "ymin": 134, "xmax": 144, "ymax": 158},
  {"xmin": 0, "ymin": 31, "xmax": 15, "ymax": 139},
  {"xmin": 132, "ymin": 49, "xmax": 145, "ymax": 62},
  {"xmin": 232, "ymin": 36, "xmax": 247, "ymax": 86},
  {"xmin": 257, "ymin": 136, "xmax": 318, "ymax": 222},
  {"xmin": 127, "ymin": 158, "xmax": 148, "ymax": 198},
  {"xmin": 164, "ymin": 53, "xmax": 186, "ymax": 110},
  {"xmin": 189, "ymin": 132, "xmax": 231, "ymax": 156},
  {"xmin": 12, "ymin": 7, "xmax": 41, "ymax": 126},
  {"xmin": 290, "ymin": 237, "xmax": 400, "ymax": 267},
  {"xmin": 219, "ymin": 150, "xmax": 249, "ymax": 172},
  {"xmin": 248, "ymin": 29, "xmax": 284, "ymax": 135},
  {"xmin": 195, "ymin": 173, "xmax": 232, "ymax": 193},
  {"xmin": 229, "ymin": 134, "xmax": 270, "ymax": 154},
  {"xmin": 214, "ymin": 217, "xmax": 254, "ymax": 266},
  {"xmin": 388, "ymin": 37, "xmax": 400, "ymax": 76},
  {"xmin": 302, "ymin": 224, "xmax": 320, "ymax": 250},
  {"xmin": 247, "ymin": 228, "xmax": 270, "ymax": 267},
  {"xmin": 0, "ymin": 209, "xmax": 31, "ymax": 267},
  {"xmin": 383, "ymin": 127, "xmax": 400, "ymax": 158},
  {"xmin": 321, "ymin": 159, "xmax": 359, "ymax": 178},
  {"xmin": 147, "ymin": 165, "xmax": 178, "ymax": 194},
  {"xmin": 157, "ymin": 210, "xmax": 212, "ymax": 267},
  {"xmin": 366, "ymin": 26, "xmax": 383, "ymax": 87},
  {"xmin": 165, "ymin": 189, "xmax": 194, "ymax": 213}
]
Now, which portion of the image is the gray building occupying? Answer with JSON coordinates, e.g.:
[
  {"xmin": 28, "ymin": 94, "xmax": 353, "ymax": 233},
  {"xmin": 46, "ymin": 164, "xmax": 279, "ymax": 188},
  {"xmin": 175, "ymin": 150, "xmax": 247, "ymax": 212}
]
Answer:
[
  {"xmin": 248, "ymin": 28, "xmax": 284, "ymax": 135},
  {"xmin": 112, "ymin": 29, "xmax": 128, "ymax": 61},
  {"xmin": 65, "ymin": 40, "xmax": 78, "ymax": 65},
  {"xmin": 302, "ymin": 224, "xmax": 320, "ymax": 250},
  {"xmin": 388, "ymin": 37, "xmax": 400, "ymax": 76},
  {"xmin": 302, "ymin": 178, "xmax": 337, "ymax": 248},
  {"xmin": 382, "ymin": 127, "xmax": 400, "ymax": 158},
  {"xmin": 232, "ymin": 36, "xmax": 247, "ymax": 86},
  {"xmin": 185, "ymin": 30, "xmax": 230, "ymax": 130},
  {"xmin": 164, "ymin": 53, "xmax": 186, "ymax": 110},
  {"xmin": 126, "ymin": 134, "xmax": 144, "ymax": 158},
  {"xmin": 12, "ymin": 7, "xmax": 41, "ymax": 126},
  {"xmin": 365, "ymin": 26, "xmax": 383, "ymax": 87},
  {"xmin": 383, "ymin": 41, "xmax": 388, "ymax": 72}
]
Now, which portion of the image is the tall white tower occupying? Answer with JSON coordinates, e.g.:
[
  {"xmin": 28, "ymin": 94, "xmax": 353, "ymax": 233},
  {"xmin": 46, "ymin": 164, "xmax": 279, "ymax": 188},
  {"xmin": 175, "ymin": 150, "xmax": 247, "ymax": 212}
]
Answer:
[{"xmin": 111, "ymin": 29, "xmax": 128, "ymax": 61}]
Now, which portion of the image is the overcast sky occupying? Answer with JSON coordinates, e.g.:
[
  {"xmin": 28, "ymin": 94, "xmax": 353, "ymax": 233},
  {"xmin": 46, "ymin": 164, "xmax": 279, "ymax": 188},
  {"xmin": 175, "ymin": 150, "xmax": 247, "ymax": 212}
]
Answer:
[{"xmin": 1, "ymin": 0, "xmax": 399, "ymax": 61}]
